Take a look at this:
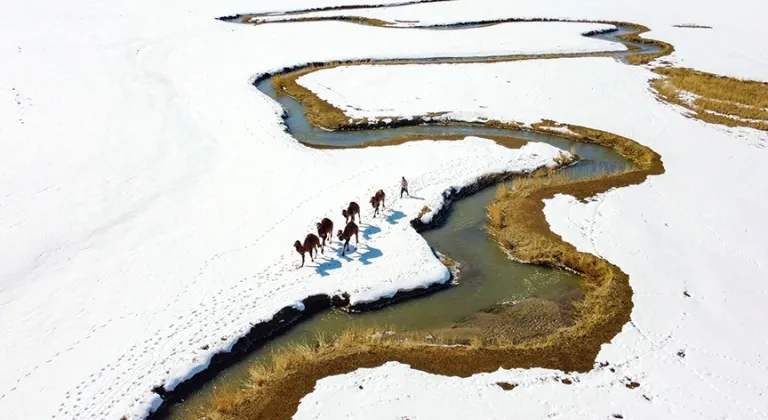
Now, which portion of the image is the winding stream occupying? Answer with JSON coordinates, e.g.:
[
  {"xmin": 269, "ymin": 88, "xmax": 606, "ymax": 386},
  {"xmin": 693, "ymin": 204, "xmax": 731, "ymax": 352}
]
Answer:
[{"xmin": 158, "ymin": 15, "xmax": 659, "ymax": 420}]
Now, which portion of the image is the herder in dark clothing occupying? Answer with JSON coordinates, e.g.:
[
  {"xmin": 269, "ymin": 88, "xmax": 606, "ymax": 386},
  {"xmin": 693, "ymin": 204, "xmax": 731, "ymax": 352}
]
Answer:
[{"xmin": 400, "ymin": 176, "xmax": 409, "ymax": 198}]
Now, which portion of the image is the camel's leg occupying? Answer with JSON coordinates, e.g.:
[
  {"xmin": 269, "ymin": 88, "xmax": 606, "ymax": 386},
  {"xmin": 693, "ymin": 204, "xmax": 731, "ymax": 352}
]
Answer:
[
  {"xmin": 355, "ymin": 232, "xmax": 359, "ymax": 246},
  {"xmin": 300, "ymin": 253, "xmax": 305, "ymax": 268}
]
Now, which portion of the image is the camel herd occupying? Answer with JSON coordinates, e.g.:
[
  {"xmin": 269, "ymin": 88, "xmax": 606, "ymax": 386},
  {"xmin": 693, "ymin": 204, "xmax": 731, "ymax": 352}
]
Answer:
[{"xmin": 294, "ymin": 189, "xmax": 387, "ymax": 267}]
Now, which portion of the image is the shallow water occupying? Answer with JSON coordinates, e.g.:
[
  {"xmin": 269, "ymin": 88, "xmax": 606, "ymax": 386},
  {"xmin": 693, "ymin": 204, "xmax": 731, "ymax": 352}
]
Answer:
[
  {"xmin": 166, "ymin": 173, "xmax": 584, "ymax": 420},
  {"xmin": 160, "ymin": 21, "xmax": 649, "ymax": 420}
]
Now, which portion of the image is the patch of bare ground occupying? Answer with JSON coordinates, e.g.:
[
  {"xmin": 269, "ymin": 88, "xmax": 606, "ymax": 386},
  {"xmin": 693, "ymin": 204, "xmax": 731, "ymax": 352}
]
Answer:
[
  {"xmin": 199, "ymin": 123, "xmax": 664, "ymax": 420},
  {"xmin": 651, "ymin": 67, "xmax": 768, "ymax": 131},
  {"xmin": 497, "ymin": 382, "xmax": 517, "ymax": 390}
]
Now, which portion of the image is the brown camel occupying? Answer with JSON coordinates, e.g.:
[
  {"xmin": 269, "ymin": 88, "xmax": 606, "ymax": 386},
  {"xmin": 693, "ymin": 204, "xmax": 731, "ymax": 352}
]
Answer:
[
  {"xmin": 337, "ymin": 221, "xmax": 359, "ymax": 256},
  {"xmin": 294, "ymin": 233, "xmax": 321, "ymax": 267},
  {"xmin": 341, "ymin": 201, "xmax": 361, "ymax": 224},
  {"xmin": 316, "ymin": 217, "xmax": 334, "ymax": 253},
  {"xmin": 370, "ymin": 189, "xmax": 386, "ymax": 218}
]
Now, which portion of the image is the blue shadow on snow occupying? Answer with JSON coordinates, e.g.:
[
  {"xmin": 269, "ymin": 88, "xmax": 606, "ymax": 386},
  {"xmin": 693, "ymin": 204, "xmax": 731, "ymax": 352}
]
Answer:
[
  {"xmin": 315, "ymin": 257, "xmax": 342, "ymax": 277},
  {"xmin": 358, "ymin": 245, "xmax": 383, "ymax": 265},
  {"xmin": 363, "ymin": 225, "xmax": 381, "ymax": 240},
  {"xmin": 336, "ymin": 243, "xmax": 355, "ymax": 261},
  {"xmin": 386, "ymin": 210, "xmax": 406, "ymax": 225}
]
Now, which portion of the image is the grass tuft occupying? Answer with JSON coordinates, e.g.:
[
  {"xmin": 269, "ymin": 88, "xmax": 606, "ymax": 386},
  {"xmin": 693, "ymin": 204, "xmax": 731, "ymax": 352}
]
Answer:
[
  {"xmin": 651, "ymin": 67, "xmax": 768, "ymax": 131},
  {"xmin": 417, "ymin": 206, "xmax": 432, "ymax": 219}
]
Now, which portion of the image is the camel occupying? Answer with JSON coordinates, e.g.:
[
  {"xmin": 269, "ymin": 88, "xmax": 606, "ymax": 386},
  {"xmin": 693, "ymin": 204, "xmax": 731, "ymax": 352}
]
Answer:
[
  {"xmin": 315, "ymin": 217, "xmax": 334, "ymax": 253},
  {"xmin": 337, "ymin": 221, "xmax": 359, "ymax": 256},
  {"xmin": 370, "ymin": 189, "xmax": 386, "ymax": 218},
  {"xmin": 342, "ymin": 201, "xmax": 361, "ymax": 224},
  {"xmin": 294, "ymin": 233, "xmax": 321, "ymax": 267}
]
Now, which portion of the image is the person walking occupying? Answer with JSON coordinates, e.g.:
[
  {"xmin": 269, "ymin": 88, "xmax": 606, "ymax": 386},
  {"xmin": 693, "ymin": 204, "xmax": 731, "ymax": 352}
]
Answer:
[{"xmin": 400, "ymin": 176, "xmax": 409, "ymax": 198}]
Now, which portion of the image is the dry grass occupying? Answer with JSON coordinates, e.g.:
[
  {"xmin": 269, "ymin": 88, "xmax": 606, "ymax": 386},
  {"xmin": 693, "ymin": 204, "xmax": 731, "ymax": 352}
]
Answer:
[
  {"xmin": 651, "ymin": 67, "xmax": 768, "ymax": 131},
  {"xmin": 532, "ymin": 120, "xmax": 656, "ymax": 168},
  {"xmin": 417, "ymin": 205, "xmax": 432, "ymax": 219},
  {"xmin": 268, "ymin": 65, "xmax": 352, "ymax": 130},
  {"xmin": 202, "ymin": 124, "xmax": 665, "ymax": 420},
  {"xmin": 604, "ymin": 21, "xmax": 674, "ymax": 65}
]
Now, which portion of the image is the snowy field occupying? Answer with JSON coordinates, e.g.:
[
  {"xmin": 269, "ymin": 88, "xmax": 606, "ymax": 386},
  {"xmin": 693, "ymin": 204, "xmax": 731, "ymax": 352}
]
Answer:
[
  {"xmin": 2, "ymin": 0, "xmax": 768, "ymax": 419},
  {"xmin": 294, "ymin": 57, "xmax": 768, "ymax": 419},
  {"xmin": 1, "ymin": 1, "xmax": 593, "ymax": 419}
]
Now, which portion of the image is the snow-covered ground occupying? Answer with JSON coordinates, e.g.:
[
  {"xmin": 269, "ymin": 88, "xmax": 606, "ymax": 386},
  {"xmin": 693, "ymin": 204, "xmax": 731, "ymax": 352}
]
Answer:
[
  {"xmin": 1, "ymin": 1, "xmax": 597, "ymax": 419},
  {"xmin": 278, "ymin": 0, "xmax": 768, "ymax": 81},
  {"xmin": 292, "ymin": 28, "xmax": 768, "ymax": 420},
  {"xmin": 3, "ymin": 0, "xmax": 768, "ymax": 419}
]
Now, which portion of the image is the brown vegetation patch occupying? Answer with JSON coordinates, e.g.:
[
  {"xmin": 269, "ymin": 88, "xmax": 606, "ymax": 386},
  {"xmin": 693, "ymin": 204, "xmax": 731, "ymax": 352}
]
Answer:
[
  {"xmin": 200, "ymin": 124, "xmax": 664, "ymax": 420},
  {"xmin": 497, "ymin": 382, "xmax": 517, "ymax": 390},
  {"xmin": 604, "ymin": 21, "xmax": 674, "ymax": 65},
  {"xmin": 416, "ymin": 206, "xmax": 432, "ymax": 220},
  {"xmin": 651, "ymin": 67, "xmax": 768, "ymax": 131},
  {"xmin": 435, "ymin": 286, "xmax": 581, "ymax": 344}
]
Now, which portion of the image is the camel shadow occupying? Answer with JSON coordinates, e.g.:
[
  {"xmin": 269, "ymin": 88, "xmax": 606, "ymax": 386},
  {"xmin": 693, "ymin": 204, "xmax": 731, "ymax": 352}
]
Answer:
[
  {"xmin": 359, "ymin": 245, "xmax": 383, "ymax": 265},
  {"xmin": 315, "ymin": 257, "xmax": 342, "ymax": 277},
  {"xmin": 404, "ymin": 195, "xmax": 424, "ymax": 200},
  {"xmin": 363, "ymin": 225, "xmax": 381, "ymax": 240},
  {"xmin": 336, "ymin": 244, "xmax": 356, "ymax": 261},
  {"xmin": 386, "ymin": 210, "xmax": 406, "ymax": 225}
]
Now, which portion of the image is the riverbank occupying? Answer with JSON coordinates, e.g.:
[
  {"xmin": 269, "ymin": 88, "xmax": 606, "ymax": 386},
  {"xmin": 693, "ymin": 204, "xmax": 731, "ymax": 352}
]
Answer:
[{"xmin": 200, "ymin": 121, "xmax": 663, "ymax": 420}]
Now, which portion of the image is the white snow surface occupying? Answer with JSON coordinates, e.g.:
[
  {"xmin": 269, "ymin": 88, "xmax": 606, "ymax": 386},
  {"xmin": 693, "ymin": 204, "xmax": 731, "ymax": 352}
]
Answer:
[
  {"xmin": 293, "ymin": 25, "xmax": 768, "ymax": 420},
  {"xmin": 3, "ymin": 0, "xmax": 768, "ymax": 419},
  {"xmin": 279, "ymin": 0, "xmax": 768, "ymax": 81},
  {"xmin": 0, "ymin": 1, "xmax": 580, "ymax": 418}
]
